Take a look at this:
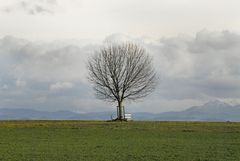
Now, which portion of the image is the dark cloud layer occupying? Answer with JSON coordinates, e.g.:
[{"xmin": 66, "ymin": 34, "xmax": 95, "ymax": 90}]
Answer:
[
  {"xmin": 0, "ymin": 35, "xmax": 108, "ymax": 112},
  {"xmin": 0, "ymin": 30, "xmax": 240, "ymax": 112}
]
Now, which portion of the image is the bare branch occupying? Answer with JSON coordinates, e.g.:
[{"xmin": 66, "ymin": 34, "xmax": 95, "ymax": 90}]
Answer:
[
  {"xmin": 87, "ymin": 43, "xmax": 158, "ymax": 119},
  {"xmin": 88, "ymin": 43, "xmax": 157, "ymax": 102}
]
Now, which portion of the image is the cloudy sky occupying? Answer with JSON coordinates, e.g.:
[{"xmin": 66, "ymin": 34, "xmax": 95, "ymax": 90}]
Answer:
[{"xmin": 0, "ymin": 0, "xmax": 240, "ymax": 113}]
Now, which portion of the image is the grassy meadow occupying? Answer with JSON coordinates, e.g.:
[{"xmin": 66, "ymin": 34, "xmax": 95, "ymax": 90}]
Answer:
[{"xmin": 0, "ymin": 121, "xmax": 239, "ymax": 161}]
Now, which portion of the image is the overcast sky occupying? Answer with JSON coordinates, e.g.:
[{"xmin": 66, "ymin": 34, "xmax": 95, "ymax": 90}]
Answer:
[{"xmin": 0, "ymin": 0, "xmax": 240, "ymax": 113}]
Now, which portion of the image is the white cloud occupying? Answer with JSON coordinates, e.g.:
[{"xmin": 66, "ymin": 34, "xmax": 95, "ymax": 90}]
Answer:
[
  {"xmin": 49, "ymin": 82, "xmax": 73, "ymax": 91},
  {"xmin": 0, "ymin": 36, "xmax": 99, "ymax": 82},
  {"xmin": 16, "ymin": 79, "xmax": 26, "ymax": 88},
  {"xmin": 1, "ymin": 84, "xmax": 9, "ymax": 90},
  {"xmin": 1, "ymin": 0, "xmax": 240, "ymax": 41}
]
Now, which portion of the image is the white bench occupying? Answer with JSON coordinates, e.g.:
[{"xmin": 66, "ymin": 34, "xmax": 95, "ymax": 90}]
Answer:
[{"xmin": 124, "ymin": 114, "xmax": 132, "ymax": 120}]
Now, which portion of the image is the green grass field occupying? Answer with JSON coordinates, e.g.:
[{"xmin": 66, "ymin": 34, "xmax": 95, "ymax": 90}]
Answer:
[{"xmin": 0, "ymin": 121, "xmax": 239, "ymax": 161}]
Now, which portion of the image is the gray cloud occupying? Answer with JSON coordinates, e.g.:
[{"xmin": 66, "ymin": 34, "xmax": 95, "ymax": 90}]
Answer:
[
  {"xmin": 155, "ymin": 30, "xmax": 240, "ymax": 100},
  {"xmin": 1, "ymin": 30, "xmax": 240, "ymax": 113},
  {"xmin": 49, "ymin": 82, "xmax": 73, "ymax": 91},
  {"xmin": 105, "ymin": 31, "xmax": 240, "ymax": 107},
  {"xmin": 0, "ymin": 35, "xmax": 108, "ymax": 112},
  {"xmin": 3, "ymin": 0, "xmax": 57, "ymax": 15}
]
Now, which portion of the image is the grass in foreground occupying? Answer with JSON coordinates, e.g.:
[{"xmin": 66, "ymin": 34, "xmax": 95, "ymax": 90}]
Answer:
[{"xmin": 0, "ymin": 120, "xmax": 239, "ymax": 161}]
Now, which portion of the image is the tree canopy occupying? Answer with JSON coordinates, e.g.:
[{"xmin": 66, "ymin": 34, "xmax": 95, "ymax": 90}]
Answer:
[{"xmin": 87, "ymin": 43, "xmax": 157, "ymax": 120}]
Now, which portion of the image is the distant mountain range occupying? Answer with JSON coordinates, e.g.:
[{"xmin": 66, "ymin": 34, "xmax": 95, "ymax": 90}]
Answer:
[
  {"xmin": 0, "ymin": 100, "xmax": 240, "ymax": 121},
  {"xmin": 152, "ymin": 100, "xmax": 240, "ymax": 121}
]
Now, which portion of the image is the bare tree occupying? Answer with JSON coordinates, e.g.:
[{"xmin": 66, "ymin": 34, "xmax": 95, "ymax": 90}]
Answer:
[{"xmin": 87, "ymin": 43, "xmax": 157, "ymax": 121}]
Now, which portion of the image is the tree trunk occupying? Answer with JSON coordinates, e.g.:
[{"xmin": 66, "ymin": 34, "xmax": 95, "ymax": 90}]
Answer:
[{"xmin": 118, "ymin": 101, "xmax": 123, "ymax": 120}]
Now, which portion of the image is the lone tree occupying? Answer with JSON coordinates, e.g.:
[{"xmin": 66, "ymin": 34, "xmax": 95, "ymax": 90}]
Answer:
[{"xmin": 87, "ymin": 43, "xmax": 157, "ymax": 121}]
